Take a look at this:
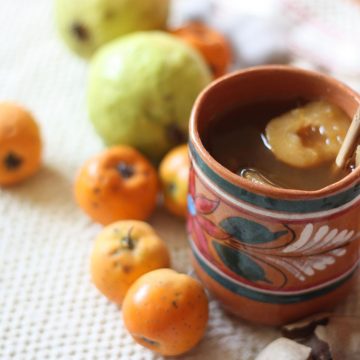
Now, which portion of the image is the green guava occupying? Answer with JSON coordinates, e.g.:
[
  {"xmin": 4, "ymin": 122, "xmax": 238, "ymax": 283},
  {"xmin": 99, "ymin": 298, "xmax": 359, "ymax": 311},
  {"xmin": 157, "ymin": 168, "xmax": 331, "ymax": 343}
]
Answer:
[
  {"xmin": 55, "ymin": 0, "xmax": 170, "ymax": 58},
  {"xmin": 87, "ymin": 32, "xmax": 212, "ymax": 162}
]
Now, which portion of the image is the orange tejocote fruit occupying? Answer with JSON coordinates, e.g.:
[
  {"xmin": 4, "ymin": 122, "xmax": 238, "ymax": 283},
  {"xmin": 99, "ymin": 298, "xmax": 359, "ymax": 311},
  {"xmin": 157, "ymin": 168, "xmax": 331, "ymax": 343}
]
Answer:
[
  {"xmin": 0, "ymin": 102, "xmax": 42, "ymax": 186},
  {"xmin": 122, "ymin": 268, "xmax": 209, "ymax": 356},
  {"xmin": 159, "ymin": 144, "xmax": 189, "ymax": 218},
  {"xmin": 90, "ymin": 221, "xmax": 170, "ymax": 305},
  {"xmin": 171, "ymin": 22, "xmax": 232, "ymax": 78},
  {"xmin": 75, "ymin": 146, "xmax": 159, "ymax": 225}
]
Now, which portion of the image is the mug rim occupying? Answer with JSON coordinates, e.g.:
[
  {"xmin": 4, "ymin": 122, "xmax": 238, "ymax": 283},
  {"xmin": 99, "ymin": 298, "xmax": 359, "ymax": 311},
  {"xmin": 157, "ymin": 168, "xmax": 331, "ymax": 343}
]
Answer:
[{"xmin": 190, "ymin": 65, "xmax": 360, "ymax": 199}]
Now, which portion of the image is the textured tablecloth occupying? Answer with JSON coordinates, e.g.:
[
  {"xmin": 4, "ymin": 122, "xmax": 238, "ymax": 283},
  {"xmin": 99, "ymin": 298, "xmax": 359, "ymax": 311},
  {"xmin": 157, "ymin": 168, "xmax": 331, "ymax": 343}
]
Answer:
[{"xmin": 1, "ymin": 1, "xmax": 360, "ymax": 359}]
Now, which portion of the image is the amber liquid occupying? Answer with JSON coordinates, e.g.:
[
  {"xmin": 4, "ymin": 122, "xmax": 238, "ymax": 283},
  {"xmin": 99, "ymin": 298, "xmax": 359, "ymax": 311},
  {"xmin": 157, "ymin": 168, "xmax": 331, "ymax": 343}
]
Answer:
[{"xmin": 204, "ymin": 99, "xmax": 351, "ymax": 191}]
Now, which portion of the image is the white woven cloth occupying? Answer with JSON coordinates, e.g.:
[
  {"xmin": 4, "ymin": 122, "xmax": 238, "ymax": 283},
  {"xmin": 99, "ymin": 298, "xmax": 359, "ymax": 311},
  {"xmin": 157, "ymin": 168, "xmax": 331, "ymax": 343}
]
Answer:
[{"xmin": 1, "ymin": 1, "xmax": 360, "ymax": 359}]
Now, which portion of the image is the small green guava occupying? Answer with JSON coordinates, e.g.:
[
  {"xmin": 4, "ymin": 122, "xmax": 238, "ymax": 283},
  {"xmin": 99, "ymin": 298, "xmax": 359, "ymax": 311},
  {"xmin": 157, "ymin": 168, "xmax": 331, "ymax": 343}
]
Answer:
[
  {"xmin": 87, "ymin": 32, "xmax": 212, "ymax": 162},
  {"xmin": 55, "ymin": 0, "xmax": 170, "ymax": 58}
]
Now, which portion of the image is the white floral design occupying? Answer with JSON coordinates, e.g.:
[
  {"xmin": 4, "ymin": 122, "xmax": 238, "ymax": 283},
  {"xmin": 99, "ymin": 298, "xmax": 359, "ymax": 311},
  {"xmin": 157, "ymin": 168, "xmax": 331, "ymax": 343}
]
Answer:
[
  {"xmin": 269, "ymin": 224, "xmax": 359, "ymax": 282},
  {"xmin": 268, "ymin": 249, "xmax": 346, "ymax": 281},
  {"xmin": 282, "ymin": 224, "xmax": 357, "ymax": 254}
]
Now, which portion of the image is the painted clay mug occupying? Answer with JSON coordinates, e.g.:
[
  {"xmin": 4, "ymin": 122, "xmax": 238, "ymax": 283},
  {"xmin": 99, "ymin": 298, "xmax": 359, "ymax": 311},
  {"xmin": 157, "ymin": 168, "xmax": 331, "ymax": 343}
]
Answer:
[{"xmin": 187, "ymin": 65, "xmax": 360, "ymax": 325}]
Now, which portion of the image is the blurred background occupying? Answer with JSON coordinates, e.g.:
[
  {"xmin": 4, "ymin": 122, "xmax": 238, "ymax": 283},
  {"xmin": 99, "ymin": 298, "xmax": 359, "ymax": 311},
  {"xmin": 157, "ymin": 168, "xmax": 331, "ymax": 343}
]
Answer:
[{"xmin": 172, "ymin": 0, "xmax": 360, "ymax": 90}]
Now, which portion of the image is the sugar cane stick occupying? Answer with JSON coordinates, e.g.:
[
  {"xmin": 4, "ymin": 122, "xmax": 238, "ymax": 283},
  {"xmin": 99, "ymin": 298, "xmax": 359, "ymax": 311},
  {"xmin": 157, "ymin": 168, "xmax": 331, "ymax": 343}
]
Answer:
[{"xmin": 336, "ymin": 107, "xmax": 360, "ymax": 168}]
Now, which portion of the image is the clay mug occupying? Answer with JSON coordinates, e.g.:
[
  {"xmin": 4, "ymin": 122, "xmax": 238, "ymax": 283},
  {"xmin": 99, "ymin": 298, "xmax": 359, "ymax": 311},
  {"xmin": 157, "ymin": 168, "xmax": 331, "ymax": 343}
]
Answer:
[{"xmin": 187, "ymin": 65, "xmax": 360, "ymax": 325}]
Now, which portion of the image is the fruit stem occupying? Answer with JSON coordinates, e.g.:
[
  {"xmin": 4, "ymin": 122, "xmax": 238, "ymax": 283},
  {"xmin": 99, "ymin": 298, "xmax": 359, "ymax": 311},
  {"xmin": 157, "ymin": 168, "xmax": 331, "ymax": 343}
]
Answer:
[
  {"xmin": 71, "ymin": 23, "xmax": 89, "ymax": 41},
  {"xmin": 117, "ymin": 162, "xmax": 134, "ymax": 179},
  {"xmin": 138, "ymin": 336, "xmax": 159, "ymax": 347},
  {"xmin": 121, "ymin": 227, "xmax": 135, "ymax": 250},
  {"xmin": 4, "ymin": 152, "xmax": 23, "ymax": 170}
]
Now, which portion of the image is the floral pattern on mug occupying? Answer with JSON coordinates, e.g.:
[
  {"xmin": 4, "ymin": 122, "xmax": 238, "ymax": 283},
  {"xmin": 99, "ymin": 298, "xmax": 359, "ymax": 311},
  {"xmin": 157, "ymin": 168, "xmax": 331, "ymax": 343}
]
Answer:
[
  {"xmin": 187, "ymin": 167, "xmax": 229, "ymax": 260},
  {"xmin": 188, "ymin": 167, "xmax": 360, "ymax": 289}
]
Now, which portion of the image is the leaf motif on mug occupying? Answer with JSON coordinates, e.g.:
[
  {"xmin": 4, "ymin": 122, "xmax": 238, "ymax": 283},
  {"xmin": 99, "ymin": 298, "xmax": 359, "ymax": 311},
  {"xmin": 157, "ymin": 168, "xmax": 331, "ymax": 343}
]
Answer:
[
  {"xmin": 282, "ymin": 223, "xmax": 357, "ymax": 255},
  {"xmin": 213, "ymin": 241, "xmax": 271, "ymax": 283},
  {"xmin": 220, "ymin": 217, "xmax": 288, "ymax": 244}
]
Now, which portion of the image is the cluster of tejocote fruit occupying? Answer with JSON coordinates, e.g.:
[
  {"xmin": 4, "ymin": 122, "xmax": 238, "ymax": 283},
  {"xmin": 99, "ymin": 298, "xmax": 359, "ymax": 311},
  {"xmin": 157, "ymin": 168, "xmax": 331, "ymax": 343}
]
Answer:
[{"xmin": 54, "ymin": 0, "xmax": 234, "ymax": 356}]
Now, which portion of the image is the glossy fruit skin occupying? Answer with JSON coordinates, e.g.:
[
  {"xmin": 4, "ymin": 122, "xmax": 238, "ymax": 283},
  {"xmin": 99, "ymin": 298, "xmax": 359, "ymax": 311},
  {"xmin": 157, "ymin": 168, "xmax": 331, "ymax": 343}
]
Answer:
[
  {"xmin": 122, "ymin": 268, "xmax": 209, "ymax": 356},
  {"xmin": 171, "ymin": 22, "xmax": 232, "ymax": 78},
  {"xmin": 0, "ymin": 103, "xmax": 42, "ymax": 186},
  {"xmin": 159, "ymin": 144, "xmax": 189, "ymax": 218},
  {"xmin": 75, "ymin": 146, "xmax": 159, "ymax": 225},
  {"xmin": 90, "ymin": 221, "xmax": 170, "ymax": 305}
]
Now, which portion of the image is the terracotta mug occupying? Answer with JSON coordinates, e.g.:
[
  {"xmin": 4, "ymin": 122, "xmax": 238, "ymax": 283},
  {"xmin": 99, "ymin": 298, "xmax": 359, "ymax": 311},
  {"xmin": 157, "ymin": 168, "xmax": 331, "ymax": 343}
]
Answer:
[{"xmin": 188, "ymin": 65, "xmax": 360, "ymax": 326}]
